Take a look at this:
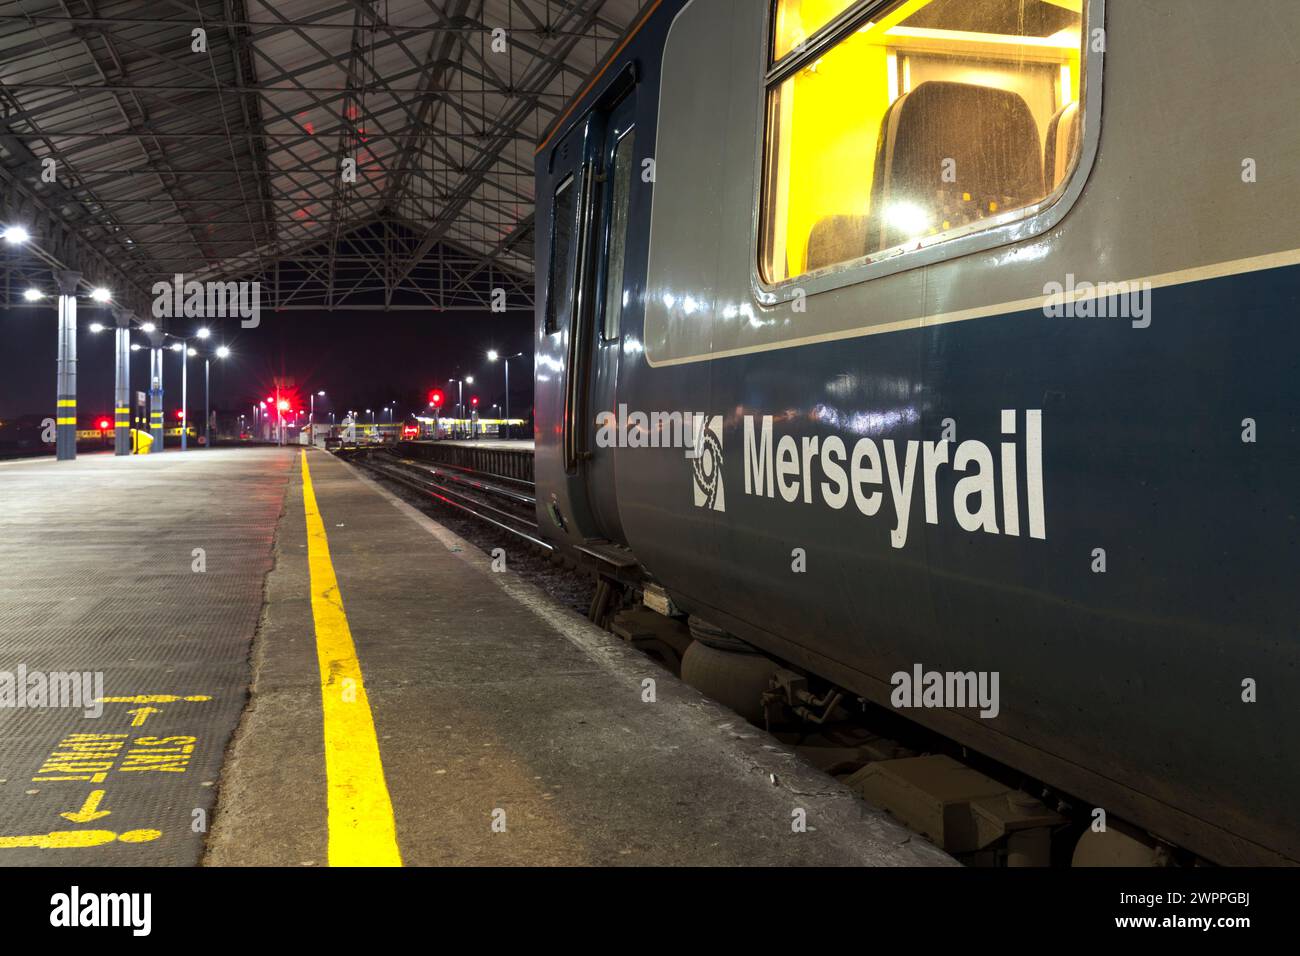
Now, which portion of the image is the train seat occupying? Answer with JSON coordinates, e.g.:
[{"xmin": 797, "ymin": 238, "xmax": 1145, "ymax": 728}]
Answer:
[
  {"xmin": 868, "ymin": 81, "xmax": 1045, "ymax": 252},
  {"xmin": 1044, "ymin": 101, "xmax": 1081, "ymax": 191},
  {"xmin": 806, "ymin": 214, "xmax": 872, "ymax": 273}
]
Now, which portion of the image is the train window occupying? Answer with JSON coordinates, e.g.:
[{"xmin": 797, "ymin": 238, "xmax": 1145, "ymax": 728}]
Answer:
[
  {"xmin": 761, "ymin": 0, "xmax": 1087, "ymax": 284},
  {"xmin": 772, "ymin": 0, "xmax": 859, "ymax": 61},
  {"xmin": 546, "ymin": 174, "xmax": 577, "ymax": 334},
  {"xmin": 602, "ymin": 129, "xmax": 636, "ymax": 341}
]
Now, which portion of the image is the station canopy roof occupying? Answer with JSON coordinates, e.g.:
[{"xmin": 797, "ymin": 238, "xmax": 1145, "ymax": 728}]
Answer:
[{"xmin": 0, "ymin": 0, "xmax": 647, "ymax": 312}]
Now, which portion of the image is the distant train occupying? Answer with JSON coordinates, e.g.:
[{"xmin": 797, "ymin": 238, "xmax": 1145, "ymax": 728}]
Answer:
[{"xmin": 532, "ymin": 0, "xmax": 1299, "ymax": 865}]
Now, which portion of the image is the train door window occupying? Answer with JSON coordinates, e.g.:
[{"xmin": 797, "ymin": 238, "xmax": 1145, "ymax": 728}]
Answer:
[
  {"xmin": 602, "ymin": 129, "xmax": 636, "ymax": 341},
  {"xmin": 546, "ymin": 174, "xmax": 577, "ymax": 333},
  {"xmin": 760, "ymin": 0, "xmax": 1088, "ymax": 284}
]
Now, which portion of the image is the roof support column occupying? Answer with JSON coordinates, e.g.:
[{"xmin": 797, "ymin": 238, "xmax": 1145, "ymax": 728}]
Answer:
[
  {"xmin": 54, "ymin": 271, "xmax": 81, "ymax": 462},
  {"xmin": 149, "ymin": 331, "xmax": 165, "ymax": 452},
  {"xmin": 113, "ymin": 307, "xmax": 133, "ymax": 456}
]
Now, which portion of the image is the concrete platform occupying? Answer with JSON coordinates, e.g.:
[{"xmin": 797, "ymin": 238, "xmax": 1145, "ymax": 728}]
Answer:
[
  {"xmin": 0, "ymin": 446, "xmax": 952, "ymax": 866},
  {"xmin": 207, "ymin": 449, "xmax": 950, "ymax": 866},
  {"xmin": 0, "ymin": 448, "xmax": 295, "ymax": 864}
]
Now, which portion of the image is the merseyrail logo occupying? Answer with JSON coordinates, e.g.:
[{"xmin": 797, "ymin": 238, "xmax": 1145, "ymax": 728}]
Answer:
[
  {"xmin": 736, "ymin": 408, "xmax": 1046, "ymax": 549},
  {"xmin": 591, "ymin": 406, "xmax": 726, "ymax": 512},
  {"xmin": 596, "ymin": 406, "xmax": 1043, "ymax": 539},
  {"xmin": 691, "ymin": 414, "xmax": 725, "ymax": 512}
]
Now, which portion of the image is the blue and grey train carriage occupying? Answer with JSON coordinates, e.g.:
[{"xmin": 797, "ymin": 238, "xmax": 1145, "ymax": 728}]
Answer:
[{"xmin": 532, "ymin": 0, "xmax": 1300, "ymax": 865}]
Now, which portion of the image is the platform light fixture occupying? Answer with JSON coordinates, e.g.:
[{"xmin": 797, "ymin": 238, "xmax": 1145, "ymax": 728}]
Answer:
[
  {"xmin": 89, "ymin": 322, "xmax": 105, "ymax": 333},
  {"xmin": 200, "ymin": 345, "xmax": 228, "ymax": 448},
  {"xmin": 308, "ymin": 390, "xmax": 326, "ymax": 429},
  {"xmin": 90, "ymin": 287, "xmax": 111, "ymax": 302},
  {"xmin": 2, "ymin": 225, "xmax": 30, "ymax": 244},
  {"xmin": 23, "ymin": 287, "xmax": 43, "ymax": 302},
  {"xmin": 196, "ymin": 327, "xmax": 210, "ymax": 339},
  {"xmin": 487, "ymin": 350, "xmax": 526, "ymax": 439},
  {"xmin": 141, "ymin": 322, "xmax": 156, "ymax": 333}
]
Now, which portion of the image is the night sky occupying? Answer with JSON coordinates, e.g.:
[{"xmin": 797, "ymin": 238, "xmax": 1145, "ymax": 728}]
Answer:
[{"xmin": 0, "ymin": 305, "xmax": 534, "ymax": 425}]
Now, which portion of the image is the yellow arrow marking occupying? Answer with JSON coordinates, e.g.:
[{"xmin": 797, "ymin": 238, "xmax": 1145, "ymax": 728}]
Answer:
[
  {"xmin": 0, "ymin": 829, "xmax": 160, "ymax": 849},
  {"xmin": 97, "ymin": 695, "xmax": 211, "ymax": 704},
  {"xmin": 126, "ymin": 706, "xmax": 160, "ymax": 726},
  {"xmin": 60, "ymin": 790, "xmax": 111, "ymax": 824}
]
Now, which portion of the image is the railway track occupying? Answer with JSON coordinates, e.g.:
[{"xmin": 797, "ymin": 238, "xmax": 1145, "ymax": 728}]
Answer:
[{"xmin": 345, "ymin": 447, "xmax": 552, "ymax": 551}]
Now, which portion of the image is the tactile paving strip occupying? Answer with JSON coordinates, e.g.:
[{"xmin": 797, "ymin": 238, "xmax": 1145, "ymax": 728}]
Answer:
[{"xmin": 0, "ymin": 450, "xmax": 294, "ymax": 865}]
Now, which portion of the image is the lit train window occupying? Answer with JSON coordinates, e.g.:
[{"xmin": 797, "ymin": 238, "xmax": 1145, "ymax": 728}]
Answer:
[
  {"xmin": 761, "ymin": 0, "xmax": 1087, "ymax": 284},
  {"xmin": 603, "ymin": 129, "xmax": 636, "ymax": 341},
  {"xmin": 772, "ymin": 0, "xmax": 860, "ymax": 62},
  {"xmin": 545, "ymin": 174, "xmax": 576, "ymax": 334}
]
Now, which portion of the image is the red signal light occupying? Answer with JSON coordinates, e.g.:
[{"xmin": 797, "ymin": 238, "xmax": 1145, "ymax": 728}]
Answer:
[
  {"xmin": 175, "ymin": 409, "xmax": 185, "ymax": 421},
  {"xmin": 98, "ymin": 419, "xmax": 110, "ymax": 430},
  {"xmin": 470, "ymin": 396, "xmax": 479, "ymax": 407},
  {"xmin": 428, "ymin": 390, "xmax": 444, "ymax": 408}
]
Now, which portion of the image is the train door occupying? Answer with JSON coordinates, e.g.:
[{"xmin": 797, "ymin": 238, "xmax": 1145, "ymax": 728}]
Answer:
[
  {"xmin": 536, "ymin": 90, "xmax": 635, "ymax": 547},
  {"xmin": 583, "ymin": 94, "xmax": 637, "ymax": 544}
]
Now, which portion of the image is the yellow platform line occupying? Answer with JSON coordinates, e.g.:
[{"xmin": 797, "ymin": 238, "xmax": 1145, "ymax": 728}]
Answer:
[{"xmin": 300, "ymin": 450, "xmax": 402, "ymax": 866}]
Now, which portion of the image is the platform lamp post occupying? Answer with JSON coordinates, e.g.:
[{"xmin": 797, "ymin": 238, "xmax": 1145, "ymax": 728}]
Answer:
[
  {"xmin": 167, "ymin": 340, "xmax": 190, "ymax": 451},
  {"xmin": 446, "ymin": 380, "xmax": 460, "ymax": 436},
  {"xmin": 147, "ymin": 329, "xmax": 165, "ymax": 449},
  {"xmin": 193, "ymin": 326, "xmax": 209, "ymax": 447},
  {"xmin": 111, "ymin": 307, "xmax": 133, "ymax": 455},
  {"xmin": 487, "ymin": 351, "xmax": 524, "ymax": 440},
  {"xmin": 202, "ymin": 344, "xmax": 229, "ymax": 448},
  {"xmin": 52, "ymin": 270, "xmax": 82, "ymax": 461},
  {"xmin": 448, "ymin": 377, "xmax": 474, "ymax": 437}
]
